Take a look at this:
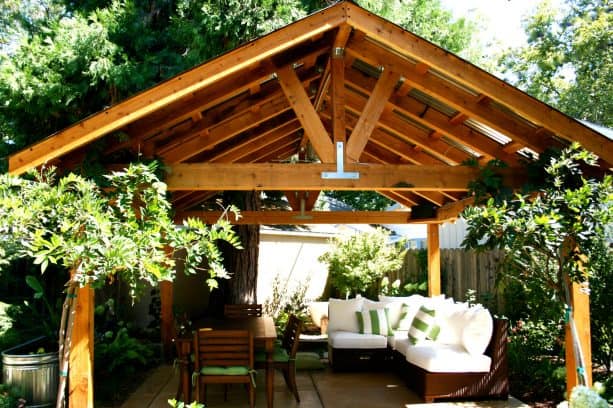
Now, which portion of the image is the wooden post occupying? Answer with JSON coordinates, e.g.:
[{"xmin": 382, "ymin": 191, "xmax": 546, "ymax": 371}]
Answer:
[
  {"xmin": 69, "ymin": 284, "xmax": 94, "ymax": 408},
  {"xmin": 160, "ymin": 280, "xmax": 174, "ymax": 360},
  {"xmin": 427, "ymin": 223, "xmax": 441, "ymax": 296},
  {"xmin": 565, "ymin": 280, "xmax": 592, "ymax": 395}
]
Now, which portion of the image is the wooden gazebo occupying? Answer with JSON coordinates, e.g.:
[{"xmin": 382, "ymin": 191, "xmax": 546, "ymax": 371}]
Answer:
[{"xmin": 8, "ymin": 2, "xmax": 611, "ymax": 406}]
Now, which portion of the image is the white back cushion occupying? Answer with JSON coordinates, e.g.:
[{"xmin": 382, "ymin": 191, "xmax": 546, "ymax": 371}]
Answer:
[
  {"xmin": 379, "ymin": 294, "xmax": 424, "ymax": 329},
  {"xmin": 462, "ymin": 306, "xmax": 493, "ymax": 355},
  {"xmin": 327, "ymin": 297, "xmax": 364, "ymax": 333}
]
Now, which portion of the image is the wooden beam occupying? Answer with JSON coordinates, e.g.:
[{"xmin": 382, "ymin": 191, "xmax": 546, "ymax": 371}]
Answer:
[
  {"xmin": 8, "ymin": 5, "xmax": 347, "ymax": 174},
  {"xmin": 160, "ymin": 280, "xmax": 174, "ymax": 360},
  {"xmin": 69, "ymin": 284, "xmax": 94, "ymax": 408},
  {"xmin": 377, "ymin": 190, "xmax": 418, "ymax": 208},
  {"xmin": 344, "ymin": 88, "xmax": 470, "ymax": 164},
  {"xmin": 565, "ymin": 280, "xmax": 592, "ymax": 394},
  {"xmin": 331, "ymin": 52, "xmax": 347, "ymax": 145},
  {"xmin": 322, "ymin": 106, "xmax": 444, "ymax": 165},
  {"xmin": 427, "ymin": 224, "xmax": 441, "ymax": 296},
  {"xmin": 160, "ymin": 94, "xmax": 293, "ymax": 162},
  {"xmin": 210, "ymin": 119, "xmax": 301, "ymax": 163},
  {"xmin": 176, "ymin": 210, "xmax": 414, "ymax": 224},
  {"xmin": 164, "ymin": 162, "xmax": 506, "ymax": 191},
  {"xmin": 343, "ymin": 68, "xmax": 520, "ymax": 165},
  {"xmin": 344, "ymin": 3, "xmax": 612, "ymax": 166},
  {"xmin": 276, "ymin": 65, "xmax": 335, "ymax": 162},
  {"xmin": 436, "ymin": 196, "xmax": 475, "ymax": 222},
  {"xmin": 346, "ymin": 69, "xmax": 401, "ymax": 161},
  {"xmin": 345, "ymin": 39, "xmax": 557, "ymax": 156}
]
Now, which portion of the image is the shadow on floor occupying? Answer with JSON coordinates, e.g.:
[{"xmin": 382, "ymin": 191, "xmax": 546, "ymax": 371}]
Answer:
[{"xmin": 120, "ymin": 364, "xmax": 529, "ymax": 408}]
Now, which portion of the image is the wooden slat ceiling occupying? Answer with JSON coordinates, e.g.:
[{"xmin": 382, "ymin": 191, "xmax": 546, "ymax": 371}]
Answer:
[{"xmin": 8, "ymin": 1, "xmax": 611, "ymax": 224}]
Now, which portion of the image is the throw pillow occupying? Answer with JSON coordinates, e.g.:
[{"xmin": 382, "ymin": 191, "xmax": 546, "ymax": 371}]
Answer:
[
  {"xmin": 461, "ymin": 306, "xmax": 493, "ymax": 355},
  {"xmin": 396, "ymin": 301, "xmax": 422, "ymax": 330},
  {"xmin": 356, "ymin": 309, "xmax": 393, "ymax": 336},
  {"xmin": 408, "ymin": 305, "xmax": 440, "ymax": 345},
  {"xmin": 327, "ymin": 297, "xmax": 364, "ymax": 333}
]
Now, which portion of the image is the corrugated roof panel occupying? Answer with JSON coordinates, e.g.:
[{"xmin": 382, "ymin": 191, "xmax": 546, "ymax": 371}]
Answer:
[
  {"xmin": 465, "ymin": 119, "xmax": 512, "ymax": 145},
  {"xmin": 407, "ymin": 88, "xmax": 457, "ymax": 117}
]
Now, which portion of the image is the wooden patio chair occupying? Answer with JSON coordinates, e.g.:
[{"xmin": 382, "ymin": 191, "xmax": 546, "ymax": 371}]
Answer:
[
  {"xmin": 192, "ymin": 329, "xmax": 255, "ymax": 408},
  {"xmin": 255, "ymin": 314, "xmax": 303, "ymax": 402},
  {"xmin": 224, "ymin": 303, "xmax": 263, "ymax": 318}
]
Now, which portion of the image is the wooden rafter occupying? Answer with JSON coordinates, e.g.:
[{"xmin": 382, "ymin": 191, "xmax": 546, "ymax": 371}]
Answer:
[
  {"xmin": 210, "ymin": 119, "xmax": 301, "ymax": 163},
  {"xmin": 276, "ymin": 65, "xmax": 335, "ymax": 162},
  {"xmin": 344, "ymin": 88, "xmax": 470, "ymax": 164},
  {"xmin": 344, "ymin": 3, "xmax": 612, "ymax": 166},
  {"xmin": 346, "ymin": 68, "xmax": 401, "ymax": 161},
  {"xmin": 346, "ymin": 39, "xmax": 558, "ymax": 155},
  {"xmin": 8, "ymin": 5, "xmax": 347, "ymax": 174},
  {"xmin": 344, "ymin": 67, "xmax": 521, "ymax": 165}
]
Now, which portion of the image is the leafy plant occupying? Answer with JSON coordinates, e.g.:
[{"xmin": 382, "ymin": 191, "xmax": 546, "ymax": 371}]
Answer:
[
  {"xmin": 462, "ymin": 144, "xmax": 612, "ymax": 388},
  {"xmin": 557, "ymin": 384, "xmax": 609, "ymax": 408},
  {"xmin": 263, "ymin": 274, "xmax": 310, "ymax": 330},
  {"xmin": 168, "ymin": 399, "xmax": 204, "ymax": 408},
  {"xmin": 0, "ymin": 162, "xmax": 241, "ymax": 405},
  {"xmin": 0, "ymin": 384, "xmax": 25, "ymax": 408},
  {"xmin": 319, "ymin": 228, "xmax": 406, "ymax": 299}
]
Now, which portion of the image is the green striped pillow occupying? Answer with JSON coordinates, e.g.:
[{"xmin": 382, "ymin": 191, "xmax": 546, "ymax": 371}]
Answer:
[
  {"xmin": 408, "ymin": 305, "xmax": 440, "ymax": 345},
  {"xmin": 356, "ymin": 309, "xmax": 393, "ymax": 336}
]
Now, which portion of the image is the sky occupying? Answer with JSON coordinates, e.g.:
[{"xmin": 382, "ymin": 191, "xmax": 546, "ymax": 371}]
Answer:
[{"xmin": 438, "ymin": 0, "xmax": 543, "ymax": 50}]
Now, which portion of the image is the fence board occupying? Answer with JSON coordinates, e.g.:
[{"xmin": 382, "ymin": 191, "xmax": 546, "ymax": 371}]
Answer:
[{"xmin": 397, "ymin": 249, "xmax": 505, "ymax": 313}]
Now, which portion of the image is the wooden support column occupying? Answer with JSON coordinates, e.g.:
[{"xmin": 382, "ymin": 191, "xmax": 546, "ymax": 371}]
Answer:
[
  {"xmin": 160, "ymin": 280, "xmax": 174, "ymax": 360},
  {"xmin": 565, "ymin": 280, "xmax": 592, "ymax": 395},
  {"xmin": 427, "ymin": 223, "xmax": 441, "ymax": 296},
  {"xmin": 69, "ymin": 284, "xmax": 94, "ymax": 408}
]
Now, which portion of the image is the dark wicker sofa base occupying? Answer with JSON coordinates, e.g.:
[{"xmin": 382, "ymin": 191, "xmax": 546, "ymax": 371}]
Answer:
[
  {"xmin": 330, "ymin": 319, "xmax": 509, "ymax": 403},
  {"xmin": 329, "ymin": 346, "xmax": 391, "ymax": 371}
]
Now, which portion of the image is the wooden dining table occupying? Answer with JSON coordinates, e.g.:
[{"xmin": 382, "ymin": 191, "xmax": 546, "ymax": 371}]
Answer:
[{"xmin": 176, "ymin": 316, "xmax": 278, "ymax": 408}]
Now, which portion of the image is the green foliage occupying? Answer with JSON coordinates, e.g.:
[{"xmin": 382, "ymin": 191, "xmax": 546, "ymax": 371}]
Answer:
[
  {"xmin": 559, "ymin": 384, "xmax": 609, "ymax": 408},
  {"xmin": 355, "ymin": 0, "xmax": 475, "ymax": 54},
  {"xmin": 263, "ymin": 274, "xmax": 310, "ymax": 330},
  {"xmin": 462, "ymin": 144, "xmax": 612, "ymax": 305},
  {"xmin": 499, "ymin": 0, "xmax": 612, "ymax": 126},
  {"xmin": 319, "ymin": 228, "xmax": 406, "ymax": 299},
  {"xmin": 168, "ymin": 399, "xmax": 204, "ymax": 408},
  {"xmin": 380, "ymin": 276, "xmax": 427, "ymax": 296},
  {"xmin": 0, "ymin": 162, "xmax": 240, "ymax": 297},
  {"xmin": 0, "ymin": 383, "xmax": 25, "ymax": 408},
  {"xmin": 507, "ymin": 320, "xmax": 566, "ymax": 404},
  {"xmin": 587, "ymin": 238, "xmax": 613, "ymax": 373},
  {"xmin": 323, "ymin": 191, "xmax": 393, "ymax": 211}
]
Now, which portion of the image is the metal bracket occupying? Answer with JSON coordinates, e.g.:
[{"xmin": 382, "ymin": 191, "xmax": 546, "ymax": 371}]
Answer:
[{"xmin": 321, "ymin": 142, "xmax": 360, "ymax": 180}]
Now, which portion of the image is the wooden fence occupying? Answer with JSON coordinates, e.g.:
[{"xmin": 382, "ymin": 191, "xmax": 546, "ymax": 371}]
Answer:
[{"xmin": 390, "ymin": 249, "xmax": 506, "ymax": 312}]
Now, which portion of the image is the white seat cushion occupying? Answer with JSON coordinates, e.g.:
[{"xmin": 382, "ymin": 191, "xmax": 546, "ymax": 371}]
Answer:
[
  {"xmin": 387, "ymin": 330, "xmax": 409, "ymax": 350},
  {"xmin": 393, "ymin": 337, "xmax": 411, "ymax": 357},
  {"xmin": 328, "ymin": 331, "xmax": 388, "ymax": 349},
  {"xmin": 404, "ymin": 342, "xmax": 491, "ymax": 373}
]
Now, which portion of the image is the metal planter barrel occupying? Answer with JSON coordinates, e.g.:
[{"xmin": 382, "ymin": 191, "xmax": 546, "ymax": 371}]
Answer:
[{"xmin": 1, "ymin": 336, "xmax": 58, "ymax": 408}]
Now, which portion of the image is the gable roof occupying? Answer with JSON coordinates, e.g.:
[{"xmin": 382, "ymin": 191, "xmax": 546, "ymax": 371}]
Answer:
[{"xmin": 8, "ymin": 1, "xmax": 612, "ymax": 223}]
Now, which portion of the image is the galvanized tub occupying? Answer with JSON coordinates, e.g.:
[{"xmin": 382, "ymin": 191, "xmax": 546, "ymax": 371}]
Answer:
[{"xmin": 2, "ymin": 336, "xmax": 58, "ymax": 408}]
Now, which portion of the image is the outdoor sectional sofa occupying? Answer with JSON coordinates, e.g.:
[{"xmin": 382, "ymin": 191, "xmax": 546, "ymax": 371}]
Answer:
[{"xmin": 327, "ymin": 295, "xmax": 509, "ymax": 403}]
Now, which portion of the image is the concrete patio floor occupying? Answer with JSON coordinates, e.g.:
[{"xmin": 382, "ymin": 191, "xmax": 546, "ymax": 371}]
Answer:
[{"xmin": 120, "ymin": 364, "xmax": 529, "ymax": 408}]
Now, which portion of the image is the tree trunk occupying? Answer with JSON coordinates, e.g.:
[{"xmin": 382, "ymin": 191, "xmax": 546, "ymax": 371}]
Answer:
[{"xmin": 223, "ymin": 191, "xmax": 260, "ymax": 304}]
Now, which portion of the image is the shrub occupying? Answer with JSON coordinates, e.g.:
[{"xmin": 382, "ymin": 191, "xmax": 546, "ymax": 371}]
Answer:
[{"xmin": 319, "ymin": 228, "xmax": 406, "ymax": 299}]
